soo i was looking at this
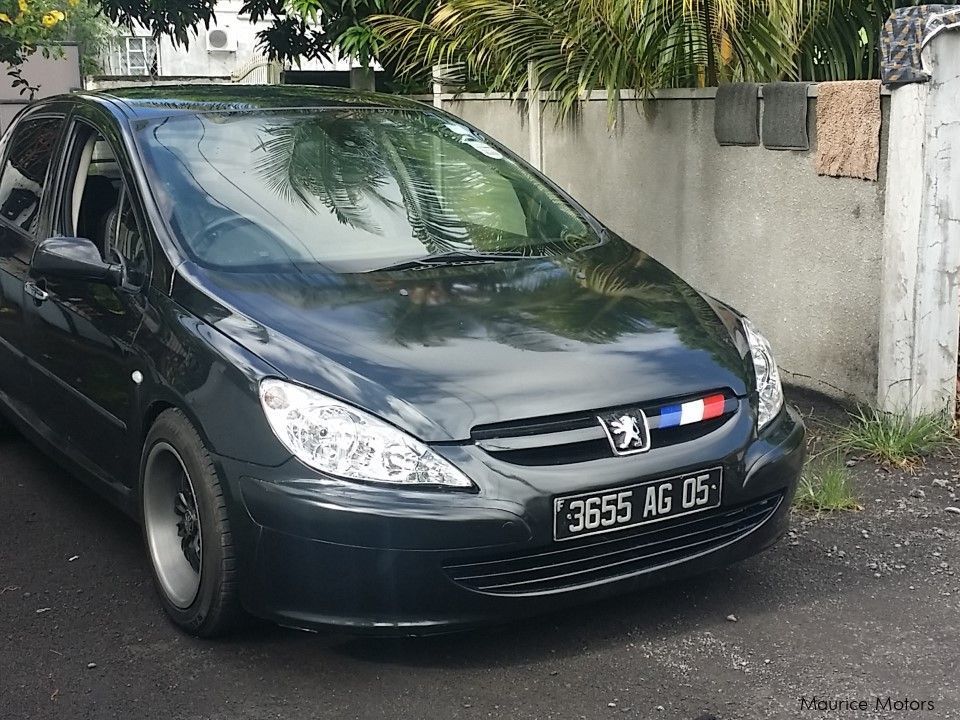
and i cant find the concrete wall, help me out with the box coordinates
[438,89,888,403]
[446,98,531,162]
[878,31,960,416]
[0,45,81,131]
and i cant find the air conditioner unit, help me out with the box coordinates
[206,27,237,53]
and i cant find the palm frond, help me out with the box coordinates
[371,0,898,122]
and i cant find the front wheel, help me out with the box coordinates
[140,409,244,636]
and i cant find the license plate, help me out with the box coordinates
[553,467,723,541]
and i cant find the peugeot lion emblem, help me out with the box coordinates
[598,409,651,456]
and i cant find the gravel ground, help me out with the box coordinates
[0,389,958,720]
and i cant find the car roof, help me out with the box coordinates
[64,84,430,121]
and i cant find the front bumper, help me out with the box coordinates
[219,403,805,633]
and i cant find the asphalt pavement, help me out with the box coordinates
[1,392,958,720]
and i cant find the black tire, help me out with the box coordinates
[140,408,244,637]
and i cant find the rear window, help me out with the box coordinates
[134,109,599,272]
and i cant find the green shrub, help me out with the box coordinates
[795,457,861,513]
[837,407,954,466]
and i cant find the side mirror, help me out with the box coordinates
[31,237,122,286]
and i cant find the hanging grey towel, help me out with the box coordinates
[714,83,760,146]
[761,81,811,150]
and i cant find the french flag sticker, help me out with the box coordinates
[659,394,726,428]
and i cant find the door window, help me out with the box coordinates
[0,116,63,236]
[106,187,148,286]
[69,129,149,286]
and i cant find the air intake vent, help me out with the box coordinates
[444,493,782,595]
[472,392,741,466]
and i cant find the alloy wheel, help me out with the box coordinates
[143,442,203,609]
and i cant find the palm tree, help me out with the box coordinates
[796,0,907,82]
[370,0,910,121]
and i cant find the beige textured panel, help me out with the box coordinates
[815,80,882,181]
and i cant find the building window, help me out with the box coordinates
[108,36,159,76]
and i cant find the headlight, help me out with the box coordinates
[258,379,473,489]
[741,317,784,430]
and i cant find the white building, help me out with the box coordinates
[102,0,350,80]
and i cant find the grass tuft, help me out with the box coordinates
[836,407,954,466]
[794,457,862,513]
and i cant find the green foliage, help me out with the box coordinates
[338,22,382,66]
[369,0,803,119]
[837,406,954,466]
[7,0,924,96]
[368,0,921,119]
[61,0,116,75]
[795,454,861,512]
[795,0,911,81]
[237,0,405,68]
[0,0,71,95]
[96,0,216,49]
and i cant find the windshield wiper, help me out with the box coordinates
[369,251,533,273]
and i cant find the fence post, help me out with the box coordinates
[527,61,544,171]
[431,64,464,109]
[350,66,375,91]
[877,30,960,417]
[432,65,443,109]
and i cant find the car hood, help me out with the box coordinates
[174,240,751,442]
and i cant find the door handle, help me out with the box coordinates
[24,280,50,303]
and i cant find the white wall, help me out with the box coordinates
[1,45,81,130]
[117,1,349,77]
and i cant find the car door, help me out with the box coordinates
[22,114,152,483]
[0,111,67,419]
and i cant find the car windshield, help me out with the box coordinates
[134,108,600,273]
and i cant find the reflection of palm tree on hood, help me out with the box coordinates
[380,249,724,349]
[206,240,738,366]
[242,115,737,358]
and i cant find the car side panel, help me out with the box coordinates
[131,287,291,473]
[21,111,156,482]
[0,251,30,414]
[0,100,287,512]
[0,110,68,416]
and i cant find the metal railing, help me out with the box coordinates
[231,59,282,85]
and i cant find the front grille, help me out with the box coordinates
[444,493,782,596]
[472,391,740,466]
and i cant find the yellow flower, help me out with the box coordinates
[0,12,11,23]
[17,0,27,14]
[41,10,62,26]
[67,0,77,5]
